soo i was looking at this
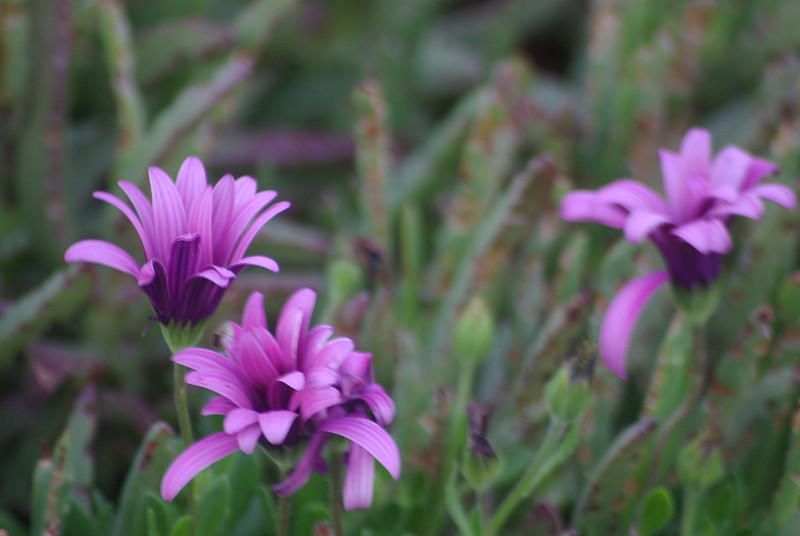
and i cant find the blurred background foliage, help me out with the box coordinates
[2,0,800,534]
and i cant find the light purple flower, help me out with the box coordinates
[160,289,400,510]
[561,128,796,377]
[65,157,289,326]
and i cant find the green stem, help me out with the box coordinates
[680,488,700,536]
[330,452,346,536]
[491,420,567,533]
[278,496,291,536]
[173,362,196,527]
[479,489,493,536]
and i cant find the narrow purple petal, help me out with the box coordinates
[679,128,711,180]
[253,327,291,373]
[175,157,207,210]
[710,146,751,190]
[230,255,280,273]
[93,191,153,259]
[211,174,236,265]
[300,386,342,420]
[303,326,334,362]
[118,181,156,254]
[258,410,298,444]
[187,185,214,264]
[227,191,279,251]
[671,219,732,255]
[341,351,372,379]
[242,292,267,330]
[305,338,354,371]
[359,384,396,426]
[278,371,306,390]
[235,331,280,387]
[318,417,401,479]
[623,210,672,244]
[748,183,797,210]
[149,166,187,260]
[273,433,328,497]
[560,191,627,228]
[596,180,669,213]
[192,265,235,288]
[306,367,339,388]
[233,176,259,207]
[201,396,236,416]
[185,369,254,409]
[223,407,259,434]
[236,424,262,455]
[229,201,291,263]
[742,157,779,190]
[64,240,141,277]
[277,288,316,363]
[161,433,239,501]
[342,443,375,510]
[659,150,684,216]
[173,348,237,374]
[167,235,201,314]
[138,259,169,321]
[706,195,764,220]
[599,271,670,379]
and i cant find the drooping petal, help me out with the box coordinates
[273,433,328,497]
[748,183,797,210]
[93,191,154,259]
[742,157,779,190]
[560,191,627,228]
[236,424,262,455]
[258,410,298,445]
[318,417,401,480]
[359,384,396,426]
[175,157,207,210]
[192,265,235,288]
[161,432,239,501]
[242,292,267,330]
[623,210,673,244]
[671,219,732,255]
[201,396,236,416]
[299,386,342,420]
[710,146,751,190]
[229,201,291,263]
[64,240,141,277]
[596,180,669,213]
[342,443,375,510]
[230,255,280,273]
[706,194,764,220]
[149,166,188,260]
[223,407,259,435]
[599,271,670,379]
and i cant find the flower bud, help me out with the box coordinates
[460,403,503,490]
[544,361,592,423]
[453,296,496,365]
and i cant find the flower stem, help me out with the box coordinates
[278,496,291,536]
[479,489,493,536]
[173,362,196,527]
[491,419,568,533]
[329,452,346,536]
[680,488,700,536]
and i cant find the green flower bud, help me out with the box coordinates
[677,434,725,490]
[461,403,503,490]
[544,365,592,423]
[161,320,207,353]
[453,296,496,364]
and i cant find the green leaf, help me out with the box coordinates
[196,477,230,536]
[168,516,193,536]
[637,487,674,536]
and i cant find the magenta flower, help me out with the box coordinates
[65,157,289,327]
[561,128,796,377]
[160,289,400,510]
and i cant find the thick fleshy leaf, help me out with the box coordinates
[242,292,267,330]
[623,210,672,244]
[93,191,153,259]
[599,271,670,379]
[342,443,375,510]
[318,417,401,479]
[671,219,731,255]
[64,239,141,277]
[258,410,298,444]
[161,433,239,501]
[273,433,327,497]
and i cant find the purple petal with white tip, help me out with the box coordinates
[599,271,670,379]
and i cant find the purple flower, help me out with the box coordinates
[65,157,289,326]
[561,128,796,377]
[160,289,400,510]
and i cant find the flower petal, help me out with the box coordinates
[161,432,239,501]
[149,166,187,260]
[749,183,797,210]
[277,288,316,363]
[671,219,732,255]
[230,255,280,273]
[258,410,298,445]
[187,185,214,264]
[211,174,236,264]
[623,210,672,244]
[359,384,395,426]
[710,146,751,190]
[306,338,354,371]
[706,194,764,220]
[176,157,207,209]
[679,128,712,180]
[185,369,254,409]
[224,407,259,435]
[342,443,375,510]
[242,292,267,330]
[229,201,291,263]
[236,424,262,455]
[173,348,238,374]
[596,179,670,213]
[201,396,236,416]
[93,191,153,259]
[599,271,670,379]
[561,191,627,228]
[300,386,342,420]
[119,181,156,253]
[64,240,141,277]
[742,157,779,190]
[318,416,401,480]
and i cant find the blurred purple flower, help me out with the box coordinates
[65,157,289,326]
[561,128,796,377]
[160,289,400,510]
